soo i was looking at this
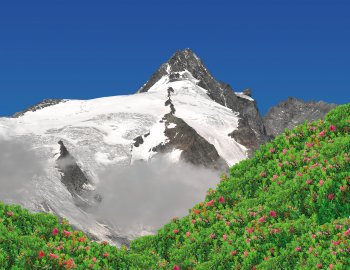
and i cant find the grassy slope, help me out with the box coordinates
[0,104,350,270]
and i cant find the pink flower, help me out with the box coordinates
[330,264,334,270]
[173,229,179,234]
[316,264,322,269]
[218,196,225,204]
[308,247,313,253]
[295,247,301,252]
[297,172,303,177]
[270,210,277,218]
[306,142,313,148]
[223,234,227,240]
[103,252,108,258]
[269,148,275,153]
[38,250,45,259]
[258,216,266,223]
[328,194,335,200]
[318,130,326,137]
[173,265,180,270]
[210,234,216,239]
[49,253,58,260]
[206,200,215,207]
[306,179,312,185]
[259,171,266,177]
[64,230,72,237]
[332,240,340,246]
[282,148,287,154]
[185,231,191,237]
[340,186,346,192]
[226,221,230,226]
[92,257,97,263]
[231,250,237,256]
[319,180,324,186]
[244,251,249,257]
[249,211,257,217]
[344,228,350,236]
[330,125,336,132]
[272,174,278,180]
[52,228,59,236]
[6,211,13,217]
[246,227,254,234]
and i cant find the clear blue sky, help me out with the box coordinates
[0,0,349,116]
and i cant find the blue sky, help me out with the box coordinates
[0,0,349,116]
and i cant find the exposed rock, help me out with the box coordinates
[263,97,337,137]
[56,140,91,197]
[13,99,65,118]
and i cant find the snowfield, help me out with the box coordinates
[0,70,249,245]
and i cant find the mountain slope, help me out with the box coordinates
[0,49,256,245]
[264,97,337,137]
[1,103,349,269]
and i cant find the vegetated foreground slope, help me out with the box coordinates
[0,104,350,269]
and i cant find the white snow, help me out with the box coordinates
[0,69,249,245]
[235,92,255,102]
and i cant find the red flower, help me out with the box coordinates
[318,130,326,137]
[64,230,72,237]
[327,194,335,200]
[319,180,324,186]
[78,236,86,243]
[6,211,13,217]
[344,228,350,236]
[231,250,237,256]
[332,240,340,246]
[64,258,75,269]
[174,265,180,270]
[38,250,45,259]
[173,229,179,234]
[258,216,266,223]
[246,227,254,234]
[269,148,275,153]
[218,196,225,203]
[244,251,249,257]
[295,247,301,252]
[92,257,97,263]
[206,200,215,207]
[49,253,58,260]
[329,125,336,131]
[103,252,108,258]
[330,264,334,270]
[52,228,59,236]
[316,264,322,269]
[306,179,312,185]
[270,210,277,218]
[340,186,346,192]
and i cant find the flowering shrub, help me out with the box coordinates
[1,104,349,269]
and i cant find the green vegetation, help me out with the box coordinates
[1,104,350,269]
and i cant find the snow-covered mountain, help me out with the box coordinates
[0,49,270,245]
[0,48,335,246]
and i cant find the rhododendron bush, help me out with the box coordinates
[0,103,349,269]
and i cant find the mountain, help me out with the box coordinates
[0,49,337,246]
[1,104,349,269]
[264,97,337,137]
[0,49,268,245]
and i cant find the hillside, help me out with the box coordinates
[1,103,349,269]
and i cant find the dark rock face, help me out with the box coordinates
[153,87,227,171]
[13,99,65,118]
[137,48,270,155]
[263,97,337,137]
[56,140,91,197]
